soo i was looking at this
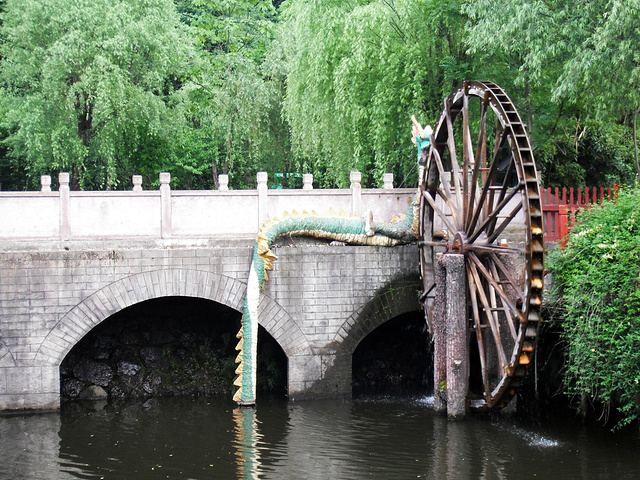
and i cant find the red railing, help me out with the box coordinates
[541,186,619,243]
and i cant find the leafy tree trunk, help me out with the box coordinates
[212,160,220,189]
[524,81,534,133]
[70,164,82,191]
[634,107,640,184]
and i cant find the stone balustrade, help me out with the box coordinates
[0,172,415,243]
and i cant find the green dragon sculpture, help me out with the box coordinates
[234,119,431,404]
[233,200,420,404]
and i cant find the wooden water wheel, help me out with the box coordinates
[418,81,544,410]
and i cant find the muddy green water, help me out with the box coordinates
[1,396,639,479]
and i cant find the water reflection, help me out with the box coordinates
[1,396,640,479]
[0,412,61,479]
[233,407,262,480]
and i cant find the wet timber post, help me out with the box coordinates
[433,254,447,414]
[434,253,469,418]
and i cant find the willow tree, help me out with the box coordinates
[175,0,280,189]
[554,0,640,183]
[464,0,638,187]
[0,0,197,189]
[280,0,468,188]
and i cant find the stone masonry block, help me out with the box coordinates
[212,276,228,303]
[288,355,322,386]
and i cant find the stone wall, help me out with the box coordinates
[0,239,421,410]
[266,243,421,400]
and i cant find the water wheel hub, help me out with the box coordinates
[451,231,467,254]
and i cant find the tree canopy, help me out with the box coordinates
[0,0,198,189]
[0,0,637,190]
[280,0,466,187]
[465,0,639,186]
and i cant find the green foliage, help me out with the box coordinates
[280,0,466,188]
[0,0,198,189]
[464,0,640,186]
[176,0,288,189]
[178,0,276,63]
[554,0,640,180]
[1,0,638,190]
[548,187,640,428]
[464,0,571,88]
[535,119,636,187]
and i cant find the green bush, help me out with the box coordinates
[548,186,640,429]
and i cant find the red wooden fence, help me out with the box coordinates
[541,186,618,243]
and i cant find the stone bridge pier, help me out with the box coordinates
[0,171,421,410]
[265,243,420,400]
[0,242,420,410]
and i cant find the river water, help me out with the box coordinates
[1,396,639,480]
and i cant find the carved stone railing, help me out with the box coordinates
[0,172,415,242]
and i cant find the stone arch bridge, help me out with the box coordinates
[0,172,420,410]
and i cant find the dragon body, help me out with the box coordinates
[233,199,420,404]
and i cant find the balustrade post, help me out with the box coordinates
[132,175,143,192]
[41,175,51,192]
[303,173,313,190]
[350,171,362,217]
[159,172,172,239]
[218,174,229,191]
[257,172,268,227]
[383,173,394,189]
[59,172,71,241]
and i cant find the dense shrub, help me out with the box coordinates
[548,186,640,429]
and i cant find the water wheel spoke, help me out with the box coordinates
[436,187,464,230]
[468,252,522,334]
[429,148,463,228]
[492,120,507,167]
[485,201,523,245]
[466,96,488,229]
[429,144,452,192]
[497,155,516,203]
[489,259,518,341]
[464,244,525,255]
[486,157,517,236]
[475,96,489,171]
[420,280,436,335]
[445,98,464,222]
[465,129,508,237]
[419,281,436,303]
[488,251,526,304]
[462,93,475,226]
[468,259,509,373]
[468,184,524,244]
[467,266,490,398]
[421,187,458,237]
[482,124,508,222]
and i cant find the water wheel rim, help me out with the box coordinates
[419,80,544,410]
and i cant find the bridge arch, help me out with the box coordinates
[335,274,422,356]
[258,294,313,357]
[35,268,310,367]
